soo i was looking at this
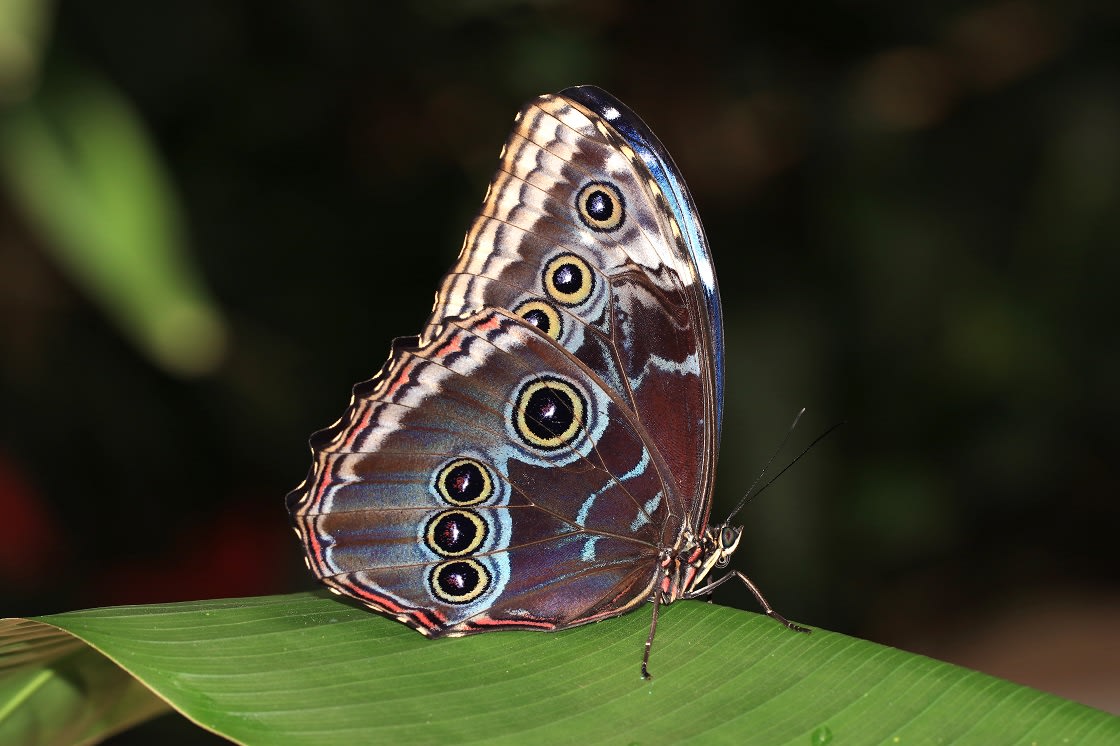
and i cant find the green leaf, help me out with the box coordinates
[1,593,1117,744]
[0,619,169,745]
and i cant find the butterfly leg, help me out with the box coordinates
[641,592,664,680]
[688,571,811,634]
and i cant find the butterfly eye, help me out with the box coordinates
[511,376,586,450]
[424,510,488,557]
[542,253,594,306]
[434,458,493,506]
[429,559,490,604]
[514,299,562,340]
[576,181,625,232]
[720,525,742,549]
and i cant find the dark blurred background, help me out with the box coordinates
[1,0,1117,738]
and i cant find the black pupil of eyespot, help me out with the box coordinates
[526,386,574,439]
[523,309,550,331]
[439,561,478,592]
[552,263,582,294]
[586,190,613,221]
[446,463,483,500]
[434,514,478,553]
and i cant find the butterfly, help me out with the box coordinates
[286,85,809,678]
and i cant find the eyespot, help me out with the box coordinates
[425,510,488,557]
[430,559,490,604]
[542,253,594,307]
[511,376,586,450]
[514,299,562,340]
[433,458,493,506]
[576,181,625,232]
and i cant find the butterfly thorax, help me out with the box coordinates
[657,522,744,603]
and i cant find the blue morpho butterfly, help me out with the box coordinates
[286,85,809,678]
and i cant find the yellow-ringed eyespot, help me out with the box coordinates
[576,181,625,232]
[429,559,490,604]
[512,376,586,450]
[542,253,594,306]
[433,458,493,506]
[514,299,562,340]
[424,509,488,557]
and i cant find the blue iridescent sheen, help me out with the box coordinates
[561,85,725,435]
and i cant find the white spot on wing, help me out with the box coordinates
[630,493,662,531]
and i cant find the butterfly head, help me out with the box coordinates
[712,523,743,568]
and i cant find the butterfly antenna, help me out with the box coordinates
[723,408,805,519]
[724,412,844,522]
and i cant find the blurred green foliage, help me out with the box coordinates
[0,67,228,377]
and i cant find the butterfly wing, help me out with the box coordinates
[428,87,723,526]
[289,309,678,634]
[287,86,723,635]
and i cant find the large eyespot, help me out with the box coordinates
[434,458,493,507]
[425,510,488,557]
[514,299,562,340]
[543,253,594,307]
[576,181,625,232]
[430,559,490,604]
[512,376,586,450]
